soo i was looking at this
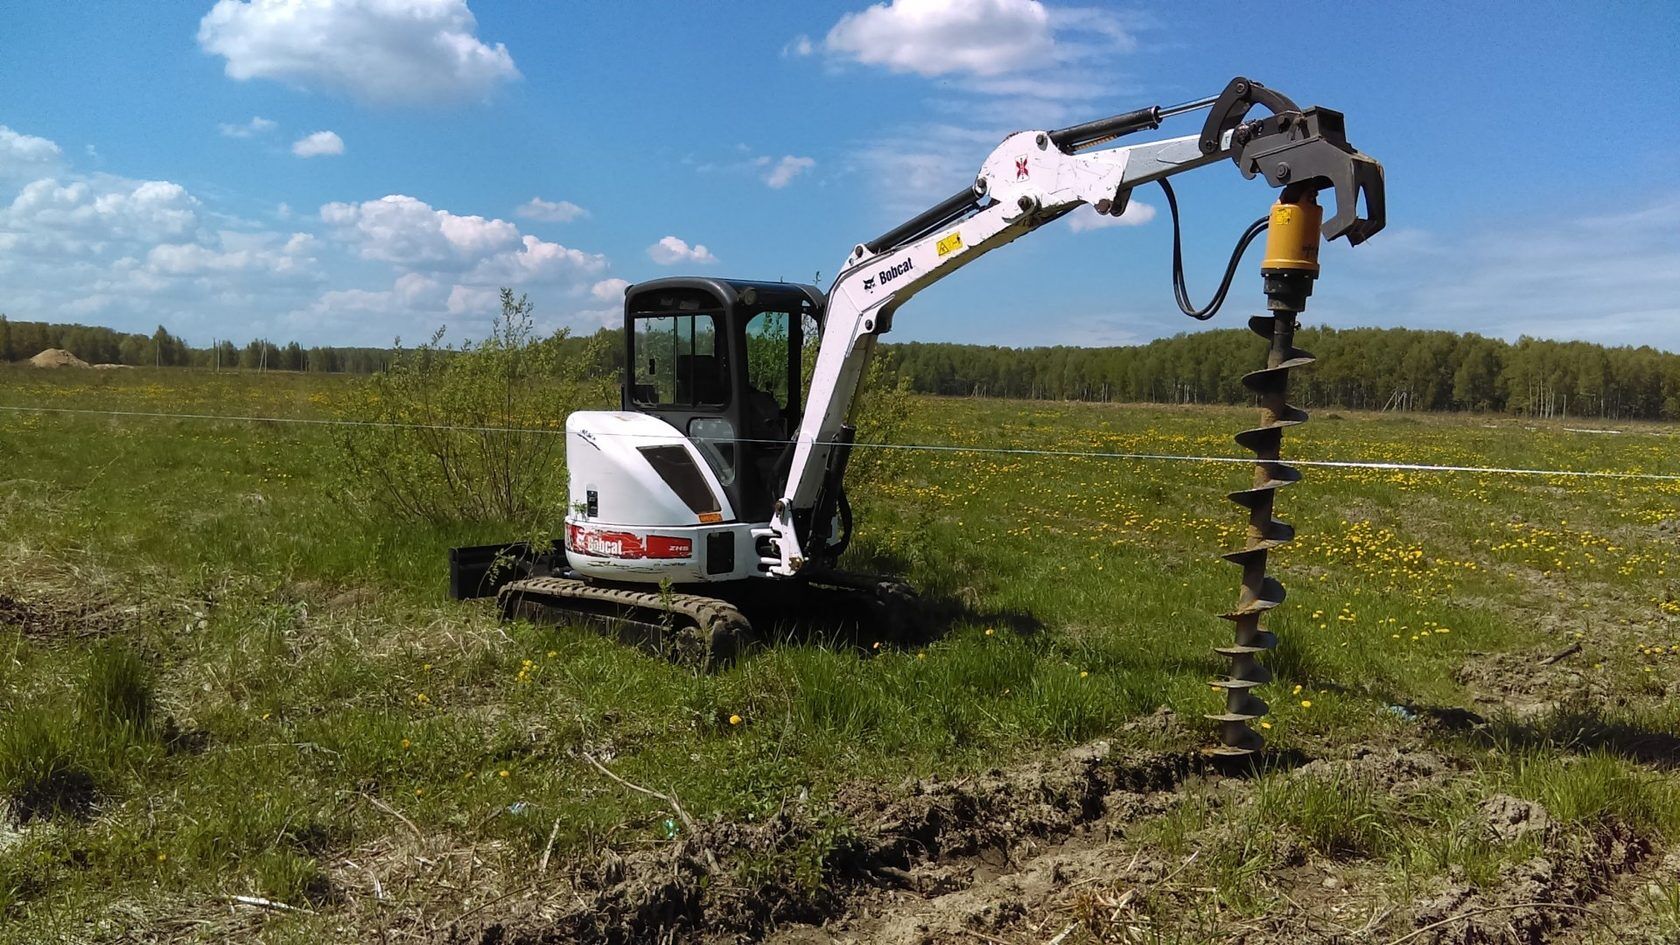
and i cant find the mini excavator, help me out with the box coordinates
[450,77,1385,755]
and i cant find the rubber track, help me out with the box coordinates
[498,576,751,670]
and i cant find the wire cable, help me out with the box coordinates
[3,403,1677,482]
[1158,178,1270,321]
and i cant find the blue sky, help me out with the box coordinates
[1,1,1676,349]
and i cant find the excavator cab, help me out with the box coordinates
[623,277,824,522]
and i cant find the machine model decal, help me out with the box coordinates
[1015,156,1029,179]
[936,231,963,257]
[877,257,914,286]
[567,524,693,560]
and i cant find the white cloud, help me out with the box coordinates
[291,130,345,158]
[826,0,1077,77]
[321,194,520,266]
[515,197,588,222]
[446,283,499,316]
[144,231,314,276]
[0,150,327,340]
[197,0,519,105]
[648,235,717,265]
[1066,200,1155,232]
[819,1,1140,133]
[591,277,629,301]
[763,155,815,189]
[7,177,201,250]
[0,125,63,179]
[219,116,277,138]
[465,234,607,284]
[782,34,814,58]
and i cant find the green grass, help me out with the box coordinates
[3,366,1680,941]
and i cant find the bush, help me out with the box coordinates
[332,290,612,525]
[845,358,915,497]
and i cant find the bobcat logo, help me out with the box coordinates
[863,276,876,291]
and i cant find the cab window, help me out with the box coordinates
[632,314,726,407]
[744,311,794,410]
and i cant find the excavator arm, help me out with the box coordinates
[764,77,1385,577]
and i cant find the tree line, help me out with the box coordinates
[9,313,1680,421]
[873,326,1680,420]
[0,317,396,374]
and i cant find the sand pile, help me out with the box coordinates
[28,348,90,369]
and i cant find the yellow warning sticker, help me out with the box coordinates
[936,231,963,257]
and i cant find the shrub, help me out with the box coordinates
[332,290,612,524]
[845,358,915,497]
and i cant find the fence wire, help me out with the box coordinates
[3,402,1678,482]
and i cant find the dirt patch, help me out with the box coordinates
[1480,794,1552,843]
[0,591,129,642]
[27,348,90,369]
[1453,649,1606,717]
[1407,820,1651,944]
[1297,745,1465,793]
[445,741,1201,945]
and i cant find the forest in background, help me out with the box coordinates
[6,314,1680,421]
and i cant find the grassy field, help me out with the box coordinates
[2,366,1679,944]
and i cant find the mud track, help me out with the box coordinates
[444,725,1673,945]
[446,737,1202,945]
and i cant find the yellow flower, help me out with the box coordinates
[1291,684,1303,695]
[1079,671,1089,678]
[729,714,743,726]
[498,769,510,779]
[1300,700,1313,708]
[984,627,995,636]
[156,852,168,862]
[400,738,412,749]
[547,650,557,658]
[1260,721,1272,730]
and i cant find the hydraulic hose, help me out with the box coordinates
[1158,178,1270,321]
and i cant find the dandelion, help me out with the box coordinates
[401,738,412,749]
[1079,671,1089,678]
[1300,700,1313,708]
[156,852,168,862]
[547,650,557,658]
[985,627,995,636]
[1260,721,1272,730]
[1291,684,1303,695]
[498,769,510,779]
[729,714,743,726]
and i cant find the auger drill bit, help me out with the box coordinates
[1210,190,1323,756]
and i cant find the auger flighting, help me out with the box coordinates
[1213,191,1325,755]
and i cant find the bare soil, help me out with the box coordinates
[26,348,90,369]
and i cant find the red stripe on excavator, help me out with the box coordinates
[567,524,693,560]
